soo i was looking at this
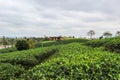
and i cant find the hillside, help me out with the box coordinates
[0,38,120,80]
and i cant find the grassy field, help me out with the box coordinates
[0,38,120,80]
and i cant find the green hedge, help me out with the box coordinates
[0,63,25,80]
[0,47,17,54]
[86,37,120,53]
[21,43,120,80]
[0,46,57,69]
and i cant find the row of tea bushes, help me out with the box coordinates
[21,43,120,80]
[0,46,58,79]
[35,38,88,48]
[0,47,17,54]
[0,46,58,69]
[0,63,25,80]
[86,37,120,53]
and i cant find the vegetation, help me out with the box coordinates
[86,36,120,53]
[1,36,9,48]
[87,30,95,39]
[35,38,88,48]
[0,47,17,54]
[28,39,35,49]
[116,31,120,36]
[103,31,112,38]
[0,38,119,79]
[15,39,30,50]
[0,63,25,80]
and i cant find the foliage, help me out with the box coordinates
[0,36,9,48]
[21,43,120,80]
[0,46,57,69]
[0,47,17,54]
[86,37,120,53]
[0,63,25,80]
[9,38,15,47]
[28,39,35,49]
[87,30,95,39]
[15,39,29,50]
[35,38,88,48]
[116,31,120,36]
[86,39,107,47]
[103,31,112,38]
[104,39,120,52]
[0,40,119,79]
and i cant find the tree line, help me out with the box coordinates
[87,30,120,39]
[0,36,49,48]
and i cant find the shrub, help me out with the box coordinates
[15,39,29,50]
[28,39,35,49]
[0,47,17,54]
[104,39,120,52]
[21,44,120,80]
[86,37,120,53]
[0,63,25,80]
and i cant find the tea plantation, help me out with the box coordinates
[0,38,120,80]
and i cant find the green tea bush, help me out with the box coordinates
[0,47,17,54]
[0,46,58,79]
[86,37,120,53]
[23,58,120,80]
[105,39,120,52]
[0,46,57,69]
[0,63,25,80]
[35,38,88,48]
[86,39,106,47]
[21,43,120,80]
[0,42,120,79]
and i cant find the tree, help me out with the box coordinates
[8,38,15,47]
[87,30,95,39]
[103,31,112,38]
[1,36,9,48]
[28,39,35,49]
[99,36,103,39]
[116,31,120,36]
[15,39,29,50]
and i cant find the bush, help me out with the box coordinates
[28,39,35,49]
[104,39,120,52]
[0,63,25,80]
[86,37,120,53]
[15,39,29,50]
[0,47,17,54]
[23,58,120,80]
[86,39,107,47]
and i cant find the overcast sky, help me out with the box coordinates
[0,0,120,38]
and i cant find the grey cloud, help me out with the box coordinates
[0,0,120,37]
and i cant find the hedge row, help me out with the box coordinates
[21,43,120,80]
[86,37,120,53]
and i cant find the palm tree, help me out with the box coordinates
[116,31,120,36]
[87,30,95,39]
[103,31,112,38]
